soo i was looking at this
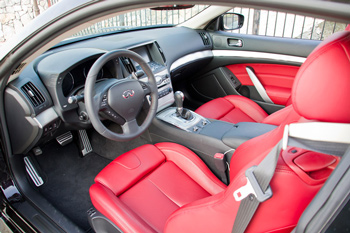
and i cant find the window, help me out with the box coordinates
[73,5,209,38]
[228,8,347,40]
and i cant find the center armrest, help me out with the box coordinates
[222,122,277,148]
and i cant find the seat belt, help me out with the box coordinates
[231,139,281,233]
[231,122,350,233]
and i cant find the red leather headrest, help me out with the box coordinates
[292,31,350,123]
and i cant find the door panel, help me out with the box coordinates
[187,32,320,113]
[226,63,299,105]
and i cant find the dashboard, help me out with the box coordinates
[4,26,213,155]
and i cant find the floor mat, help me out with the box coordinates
[35,141,111,231]
[90,125,150,160]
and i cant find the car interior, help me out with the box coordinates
[1,2,350,233]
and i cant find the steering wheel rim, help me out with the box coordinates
[84,49,158,141]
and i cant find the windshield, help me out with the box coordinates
[72,5,209,38]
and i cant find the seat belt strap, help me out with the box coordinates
[231,122,350,233]
[231,140,282,233]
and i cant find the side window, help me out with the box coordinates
[227,8,347,40]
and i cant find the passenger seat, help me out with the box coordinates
[195,94,293,125]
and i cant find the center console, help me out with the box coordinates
[150,91,277,183]
[156,91,210,133]
[157,107,210,133]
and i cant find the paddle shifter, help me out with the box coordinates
[174,91,193,120]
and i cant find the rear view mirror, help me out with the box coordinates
[221,13,244,30]
[151,5,194,10]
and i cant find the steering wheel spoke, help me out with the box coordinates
[121,119,141,135]
[99,92,109,111]
[100,107,126,125]
[139,81,152,96]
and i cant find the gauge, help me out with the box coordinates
[62,72,74,97]
[83,66,104,79]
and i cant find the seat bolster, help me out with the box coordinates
[90,183,156,233]
[195,97,234,120]
[285,95,292,106]
[262,105,301,126]
[223,95,268,122]
[94,144,165,196]
[155,142,226,195]
[262,105,294,125]
[164,191,235,233]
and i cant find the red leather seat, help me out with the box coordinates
[90,143,226,232]
[195,94,292,125]
[90,31,350,232]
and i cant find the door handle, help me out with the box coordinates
[228,38,243,47]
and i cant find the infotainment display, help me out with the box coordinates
[132,46,151,63]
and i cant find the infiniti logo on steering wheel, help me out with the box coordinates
[122,90,135,99]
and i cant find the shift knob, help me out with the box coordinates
[174,91,193,120]
[174,91,184,111]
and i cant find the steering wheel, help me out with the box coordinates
[84,49,158,141]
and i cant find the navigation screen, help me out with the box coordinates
[132,46,151,63]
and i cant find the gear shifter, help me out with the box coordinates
[174,91,184,115]
[174,91,193,120]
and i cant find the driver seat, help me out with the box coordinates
[89,31,350,232]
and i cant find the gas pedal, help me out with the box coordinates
[78,130,93,156]
[56,131,73,146]
[24,157,44,187]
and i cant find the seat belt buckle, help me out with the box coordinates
[233,166,273,202]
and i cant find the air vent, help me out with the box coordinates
[121,57,136,74]
[21,82,45,107]
[198,32,211,46]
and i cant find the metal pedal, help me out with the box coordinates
[56,131,73,146]
[78,130,93,156]
[24,157,44,187]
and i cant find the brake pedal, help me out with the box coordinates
[56,131,73,146]
[78,130,93,156]
[24,156,44,187]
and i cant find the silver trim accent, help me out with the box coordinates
[212,50,306,64]
[246,67,274,104]
[24,157,44,187]
[170,50,213,71]
[79,130,92,156]
[33,107,59,128]
[157,107,210,133]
